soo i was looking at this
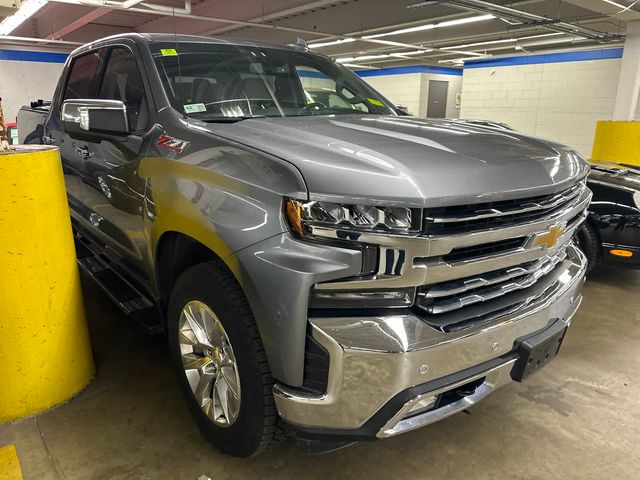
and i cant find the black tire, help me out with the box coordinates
[167,261,285,457]
[575,221,600,274]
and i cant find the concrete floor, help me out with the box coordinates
[2,265,640,480]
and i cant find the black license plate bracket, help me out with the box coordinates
[511,320,567,382]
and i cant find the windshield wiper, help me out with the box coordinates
[201,115,267,123]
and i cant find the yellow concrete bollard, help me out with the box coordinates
[0,145,94,422]
[591,120,640,166]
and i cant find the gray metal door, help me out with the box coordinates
[427,80,448,118]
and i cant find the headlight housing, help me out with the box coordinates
[284,198,420,237]
[284,199,421,310]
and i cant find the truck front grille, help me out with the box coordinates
[423,182,585,235]
[416,246,570,331]
[310,178,590,332]
[442,237,527,262]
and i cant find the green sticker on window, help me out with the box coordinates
[161,48,178,56]
[368,98,384,106]
[184,103,206,114]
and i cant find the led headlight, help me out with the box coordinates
[285,198,418,236]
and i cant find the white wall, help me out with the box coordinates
[0,48,66,123]
[362,71,462,118]
[363,73,423,116]
[459,52,622,157]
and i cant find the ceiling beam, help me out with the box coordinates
[437,0,622,40]
[47,0,336,39]
[0,34,81,47]
[49,7,110,39]
[200,0,352,36]
[563,0,640,21]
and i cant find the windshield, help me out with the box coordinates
[151,42,396,120]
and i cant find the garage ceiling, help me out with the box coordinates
[0,0,636,67]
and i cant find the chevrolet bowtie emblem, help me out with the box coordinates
[534,225,566,249]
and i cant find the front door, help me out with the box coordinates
[58,44,154,284]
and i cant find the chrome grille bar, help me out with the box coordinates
[417,246,569,314]
[420,252,576,331]
[421,247,569,300]
[424,181,585,225]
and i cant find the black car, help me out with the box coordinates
[577,162,640,272]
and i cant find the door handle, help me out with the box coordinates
[75,146,94,158]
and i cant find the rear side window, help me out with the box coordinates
[63,51,103,100]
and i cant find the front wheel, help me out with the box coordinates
[574,220,600,274]
[167,262,285,456]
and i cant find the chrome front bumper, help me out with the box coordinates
[273,244,586,438]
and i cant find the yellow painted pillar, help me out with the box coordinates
[0,146,94,422]
[591,121,640,166]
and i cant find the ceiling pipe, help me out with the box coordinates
[137,0,191,15]
[0,34,81,46]
[120,0,146,8]
[48,0,335,38]
[436,0,622,41]
[202,0,351,36]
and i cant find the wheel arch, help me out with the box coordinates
[154,230,227,303]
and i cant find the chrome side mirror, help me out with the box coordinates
[395,104,410,115]
[62,99,129,137]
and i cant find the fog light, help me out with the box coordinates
[309,287,415,308]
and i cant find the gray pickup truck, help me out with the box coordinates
[19,33,591,456]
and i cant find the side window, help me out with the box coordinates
[63,51,103,100]
[98,47,149,132]
[295,66,367,112]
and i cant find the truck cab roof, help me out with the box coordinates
[70,32,318,58]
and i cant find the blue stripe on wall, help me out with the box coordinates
[298,70,329,79]
[0,49,68,63]
[356,64,462,77]
[465,47,623,69]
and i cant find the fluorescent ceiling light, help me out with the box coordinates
[367,39,425,49]
[441,38,516,50]
[309,38,356,49]
[342,63,376,69]
[439,55,492,65]
[337,54,389,62]
[363,14,494,39]
[336,49,430,63]
[441,33,563,50]
[601,0,627,9]
[0,0,48,35]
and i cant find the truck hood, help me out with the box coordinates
[211,115,589,208]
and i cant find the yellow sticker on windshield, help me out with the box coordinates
[160,48,178,56]
[368,98,384,106]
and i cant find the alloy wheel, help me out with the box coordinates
[178,300,241,427]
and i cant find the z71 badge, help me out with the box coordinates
[156,134,190,154]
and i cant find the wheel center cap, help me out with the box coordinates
[204,347,223,365]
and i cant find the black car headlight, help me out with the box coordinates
[284,198,420,236]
